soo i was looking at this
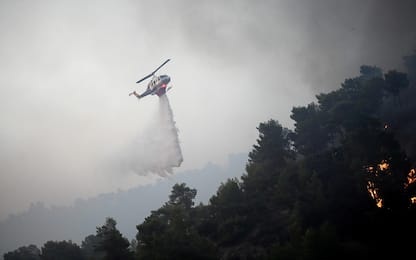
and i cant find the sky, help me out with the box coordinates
[0,0,415,221]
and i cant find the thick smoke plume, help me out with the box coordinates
[116,95,183,177]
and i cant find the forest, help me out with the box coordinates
[4,51,416,260]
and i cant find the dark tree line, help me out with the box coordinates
[4,218,133,260]
[5,52,416,259]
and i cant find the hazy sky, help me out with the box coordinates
[0,0,415,220]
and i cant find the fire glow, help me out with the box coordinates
[366,159,416,208]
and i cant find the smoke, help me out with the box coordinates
[381,56,416,163]
[115,95,183,177]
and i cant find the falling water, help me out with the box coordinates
[156,94,184,172]
[116,95,183,177]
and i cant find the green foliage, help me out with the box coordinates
[95,217,133,260]
[6,53,416,260]
[291,103,327,155]
[247,119,294,166]
[40,240,84,260]
[359,65,383,80]
[136,183,217,260]
[404,50,416,87]
[81,234,105,260]
[384,70,409,96]
[132,59,415,259]
[168,183,197,209]
[207,179,247,246]
[4,245,41,260]
[243,119,294,198]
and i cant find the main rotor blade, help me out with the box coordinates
[135,59,170,84]
[136,73,153,84]
[151,59,170,75]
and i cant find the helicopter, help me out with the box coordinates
[129,59,172,99]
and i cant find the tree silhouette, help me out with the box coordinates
[81,234,105,260]
[136,183,217,260]
[40,240,84,260]
[95,217,133,260]
[4,245,40,260]
[5,52,416,260]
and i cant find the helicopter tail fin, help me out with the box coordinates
[129,91,141,99]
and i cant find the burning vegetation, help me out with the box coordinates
[5,52,416,260]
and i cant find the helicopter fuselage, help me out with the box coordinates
[130,59,172,99]
[147,74,171,97]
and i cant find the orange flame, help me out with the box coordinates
[405,169,416,189]
[378,160,389,171]
[367,181,383,208]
